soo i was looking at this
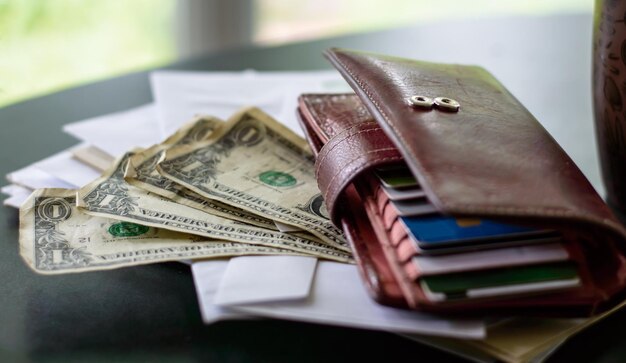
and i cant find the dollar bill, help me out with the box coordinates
[77,153,353,263]
[20,189,304,274]
[125,116,278,231]
[157,107,349,252]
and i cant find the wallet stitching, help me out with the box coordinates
[324,150,399,215]
[330,53,626,225]
[315,123,381,180]
[315,122,380,177]
[324,151,399,205]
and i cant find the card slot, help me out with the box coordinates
[358,179,424,307]
[326,121,620,312]
[381,184,427,201]
[359,172,606,313]
[366,157,619,311]
[389,221,408,247]
[404,260,420,281]
[375,186,391,215]
[382,201,399,230]
[370,175,397,231]
[340,185,408,307]
[395,237,419,263]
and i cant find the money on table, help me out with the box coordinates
[17,110,355,275]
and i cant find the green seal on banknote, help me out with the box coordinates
[108,222,149,237]
[258,171,296,187]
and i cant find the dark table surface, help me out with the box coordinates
[2,13,626,363]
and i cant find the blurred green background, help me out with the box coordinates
[0,0,591,108]
[0,0,176,107]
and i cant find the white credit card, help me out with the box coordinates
[413,243,570,276]
[214,256,317,306]
[381,184,426,201]
[191,259,252,323]
[390,199,438,216]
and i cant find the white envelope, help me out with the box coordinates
[1,184,31,196]
[2,184,33,208]
[3,193,31,208]
[193,259,486,339]
[191,260,251,323]
[6,142,111,192]
[150,70,351,137]
[63,104,162,157]
[214,256,317,306]
[7,165,77,190]
[33,144,101,187]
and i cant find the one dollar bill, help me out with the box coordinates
[77,152,353,263]
[20,189,304,274]
[157,107,349,252]
[125,116,278,230]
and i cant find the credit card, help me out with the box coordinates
[381,184,427,201]
[390,198,438,217]
[412,243,570,276]
[375,166,418,189]
[420,263,580,302]
[401,216,556,249]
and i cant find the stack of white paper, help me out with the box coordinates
[151,70,350,137]
[197,259,486,339]
[63,104,160,158]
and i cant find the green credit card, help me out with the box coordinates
[375,166,418,188]
[421,262,578,294]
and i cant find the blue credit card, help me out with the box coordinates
[401,216,554,249]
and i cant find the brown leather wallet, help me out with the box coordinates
[296,48,626,316]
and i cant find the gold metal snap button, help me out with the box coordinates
[408,95,434,109]
[433,97,460,112]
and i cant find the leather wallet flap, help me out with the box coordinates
[324,48,626,241]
